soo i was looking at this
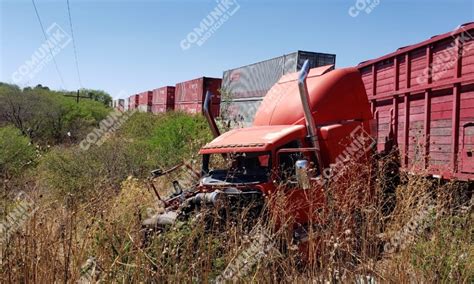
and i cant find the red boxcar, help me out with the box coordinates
[358,22,474,181]
[175,77,222,116]
[152,86,175,114]
[128,95,139,110]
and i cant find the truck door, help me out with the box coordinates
[461,123,474,174]
[276,143,324,225]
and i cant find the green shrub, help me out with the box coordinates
[38,137,157,202]
[0,126,36,177]
[119,112,161,140]
[37,111,212,203]
[410,215,474,282]
[119,111,212,168]
[147,112,212,167]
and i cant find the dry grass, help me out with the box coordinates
[1,155,473,283]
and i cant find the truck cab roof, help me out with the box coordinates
[199,125,306,154]
[253,66,372,127]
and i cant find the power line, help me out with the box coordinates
[66,0,83,88]
[31,0,66,89]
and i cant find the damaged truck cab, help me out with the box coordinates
[146,61,375,232]
[198,62,375,225]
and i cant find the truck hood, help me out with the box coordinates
[199,125,306,154]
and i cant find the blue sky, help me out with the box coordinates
[1,0,473,98]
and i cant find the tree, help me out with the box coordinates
[78,89,112,107]
[0,84,48,138]
[0,83,110,144]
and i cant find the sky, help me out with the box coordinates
[1,0,473,99]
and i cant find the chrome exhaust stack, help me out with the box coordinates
[298,60,322,173]
[203,91,221,138]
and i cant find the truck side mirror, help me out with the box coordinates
[172,181,183,196]
[295,160,311,190]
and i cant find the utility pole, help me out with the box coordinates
[64,89,93,103]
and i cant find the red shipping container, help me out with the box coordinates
[151,104,170,114]
[138,91,153,106]
[175,102,220,117]
[137,104,151,113]
[128,95,139,110]
[357,22,474,181]
[175,77,222,103]
[152,86,175,107]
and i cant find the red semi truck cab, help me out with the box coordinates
[196,64,375,224]
[144,62,379,241]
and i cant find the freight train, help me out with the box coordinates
[141,24,474,257]
[115,23,474,182]
[113,51,336,118]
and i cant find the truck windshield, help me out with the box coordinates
[202,152,271,184]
